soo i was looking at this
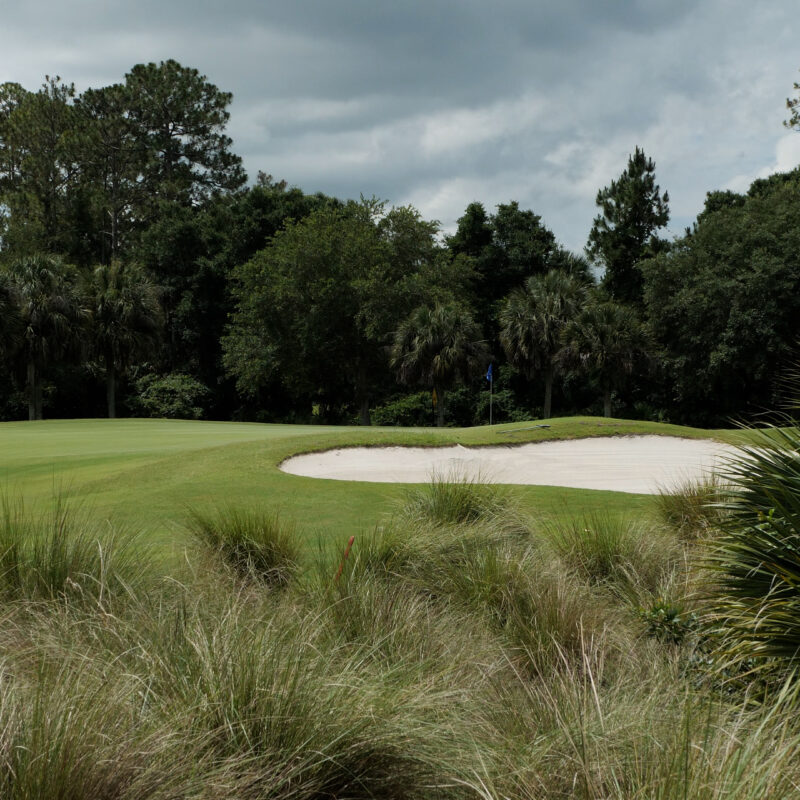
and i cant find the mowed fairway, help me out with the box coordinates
[0,417,741,567]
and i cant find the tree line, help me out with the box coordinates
[2,60,799,426]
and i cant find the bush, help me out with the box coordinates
[371,384,532,428]
[445,381,533,427]
[542,515,674,591]
[134,372,210,419]
[370,391,434,426]
[638,597,699,645]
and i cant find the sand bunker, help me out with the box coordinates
[281,435,739,494]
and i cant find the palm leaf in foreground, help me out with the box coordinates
[704,423,800,676]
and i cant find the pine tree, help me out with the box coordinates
[586,147,669,305]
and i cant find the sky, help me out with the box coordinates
[2,0,799,252]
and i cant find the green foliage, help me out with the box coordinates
[500,268,587,417]
[370,391,433,426]
[486,200,559,295]
[224,199,466,424]
[447,200,573,347]
[643,169,800,423]
[560,297,651,417]
[186,506,300,587]
[2,253,86,419]
[587,146,670,304]
[84,260,162,417]
[399,470,511,526]
[449,379,533,426]
[0,496,146,603]
[0,268,20,356]
[656,475,729,541]
[343,516,616,679]
[123,59,245,209]
[639,597,698,644]
[0,77,81,257]
[391,302,489,426]
[543,515,673,591]
[134,372,209,419]
[704,424,800,678]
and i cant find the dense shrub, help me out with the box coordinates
[134,372,210,419]
[371,391,434,426]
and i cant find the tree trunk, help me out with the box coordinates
[356,363,370,426]
[435,385,445,427]
[543,367,554,419]
[603,385,612,418]
[27,360,36,421]
[35,377,43,420]
[106,365,116,419]
[358,397,370,426]
[110,168,119,259]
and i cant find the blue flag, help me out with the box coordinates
[486,363,492,382]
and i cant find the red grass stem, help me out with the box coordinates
[334,535,355,584]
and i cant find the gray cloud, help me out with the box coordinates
[1,0,798,250]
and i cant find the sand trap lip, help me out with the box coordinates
[280,435,739,494]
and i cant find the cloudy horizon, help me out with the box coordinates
[2,0,799,252]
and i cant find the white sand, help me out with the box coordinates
[280,435,738,494]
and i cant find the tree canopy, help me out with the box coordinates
[643,169,800,423]
[391,302,489,427]
[500,270,587,418]
[586,147,669,305]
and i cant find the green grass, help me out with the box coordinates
[0,416,740,569]
[0,420,798,799]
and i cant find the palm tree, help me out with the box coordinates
[500,270,586,418]
[5,254,85,420]
[560,299,650,417]
[391,303,488,427]
[85,261,161,418]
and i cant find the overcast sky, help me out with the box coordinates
[2,0,799,251]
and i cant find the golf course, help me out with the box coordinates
[3,12,800,794]
[0,416,740,565]
[0,416,799,798]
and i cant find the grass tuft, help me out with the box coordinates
[542,514,674,592]
[0,495,148,605]
[186,505,301,587]
[656,474,729,541]
[398,468,514,527]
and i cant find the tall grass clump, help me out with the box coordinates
[703,424,800,680]
[334,517,619,679]
[398,468,522,528]
[0,495,147,604]
[0,627,196,799]
[542,515,676,592]
[656,474,729,541]
[481,649,800,799]
[187,505,301,587]
[153,590,486,799]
